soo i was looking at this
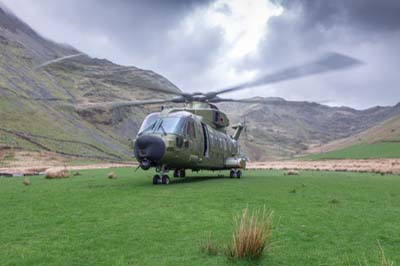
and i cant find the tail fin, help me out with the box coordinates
[232,123,244,140]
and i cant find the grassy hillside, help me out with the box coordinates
[304,115,400,160]
[221,101,400,160]
[305,142,400,160]
[2,6,400,162]
[0,8,179,161]
[1,169,399,265]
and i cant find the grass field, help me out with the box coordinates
[1,169,399,266]
[304,142,400,160]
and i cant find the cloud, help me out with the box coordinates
[1,0,400,108]
[234,0,400,108]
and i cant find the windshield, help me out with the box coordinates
[138,115,186,135]
[154,117,185,135]
[138,113,160,135]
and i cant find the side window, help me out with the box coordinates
[213,111,220,123]
[185,120,196,139]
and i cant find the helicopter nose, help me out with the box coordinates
[134,135,165,166]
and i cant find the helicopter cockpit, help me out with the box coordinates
[138,112,189,136]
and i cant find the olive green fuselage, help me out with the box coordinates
[134,102,245,171]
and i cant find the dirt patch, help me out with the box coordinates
[247,159,400,174]
[2,149,400,175]
[0,149,135,175]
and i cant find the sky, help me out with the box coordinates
[2,0,400,109]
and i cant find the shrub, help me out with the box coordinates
[45,169,70,179]
[228,207,273,261]
[286,170,299,175]
[107,172,117,179]
[22,177,31,186]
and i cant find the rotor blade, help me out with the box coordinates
[75,99,177,110]
[35,53,86,70]
[136,85,188,97]
[211,97,333,106]
[209,98,268,103]
[208,52,363,97]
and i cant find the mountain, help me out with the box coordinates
[301,115,400,159]
[0,4,179,161]
[220,100,400,160]
[1,4,400,163]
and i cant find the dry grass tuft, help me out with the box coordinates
[45,169,70,179]
[199,232,219,256]
[348,242,395,266]
[107,172,117,179]
[22,177,31,186]
[228,207,273,261]
[329,198,339,204]
[378,242,394,266]
[286,170,299,176]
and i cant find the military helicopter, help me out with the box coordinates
[39,52,361,184]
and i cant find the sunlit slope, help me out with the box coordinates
[304,115,400,159]
[221,100,400,160]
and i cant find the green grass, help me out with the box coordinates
[304,142,400,160]
[1,169,399,266]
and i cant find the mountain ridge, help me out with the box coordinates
[1,4,400,162]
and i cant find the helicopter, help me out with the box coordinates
[38,52,362,184]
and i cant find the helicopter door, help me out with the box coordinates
[201,123,209,158]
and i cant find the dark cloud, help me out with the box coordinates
[277,0,400,32]
[1,0,221,90]
[235,0,400,108]
[2,0,400,108]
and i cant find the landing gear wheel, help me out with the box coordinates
[236,170,242,179]
[162,175,170,185]
[152,175,161,185]
[230,170,235,178]
[173,169,186,178]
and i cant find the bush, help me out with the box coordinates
[22,177,31,186]
[286,170,299,175]
[45,169,70,179]
[107,172,117,179]
[228,207,273,261]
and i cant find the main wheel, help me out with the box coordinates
[162,175,170,185]
[230,170,235,178]
[237,170,242,179]
[173,170,179,178]
[152,175,161,185]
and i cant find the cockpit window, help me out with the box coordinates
[138,113,160,135]
[154,117,185,135]
[138,115,186,136]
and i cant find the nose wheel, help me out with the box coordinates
[152,165,171,185]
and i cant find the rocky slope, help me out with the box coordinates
[1,4,399,162]
[0,4,178,161]
[305,115,400,155]
[220,99,400,160]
